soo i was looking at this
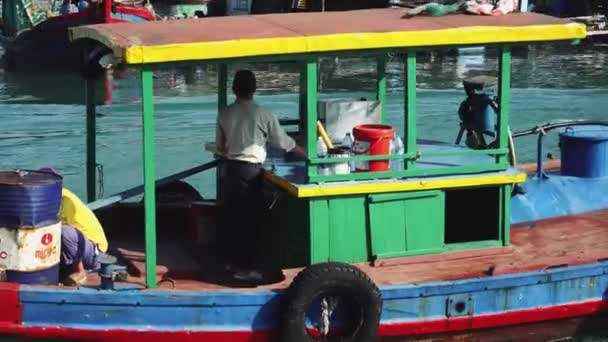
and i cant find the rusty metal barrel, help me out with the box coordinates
[0,170,63,284]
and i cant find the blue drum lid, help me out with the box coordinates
[0,170,63,228]
[559,125,608,142]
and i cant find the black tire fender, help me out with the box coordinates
[281,262,382,342]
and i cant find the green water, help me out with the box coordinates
[2,43,608,200]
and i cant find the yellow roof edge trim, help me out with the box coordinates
[123,23,586,64]
[264,172,527,198]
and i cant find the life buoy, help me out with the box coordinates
[281,262,382,342]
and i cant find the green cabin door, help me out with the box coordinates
[368,190,445,259]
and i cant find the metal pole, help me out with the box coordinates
[376,56,387,123]
[498,46,511,167]
[299,62,307,134]
[536,133,547,180]
[218,64,228,111]
[404,52,417,170]
[306,60,318,182]
[86,78,97,203]
[217,64,227,205]
[141,68,157,289]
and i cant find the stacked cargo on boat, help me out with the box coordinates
[0,170,63,284]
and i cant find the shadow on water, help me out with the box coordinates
[571,288,608,341]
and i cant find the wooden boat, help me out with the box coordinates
[0,0,155,71]
[2,7,605,342]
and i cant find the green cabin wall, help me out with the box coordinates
[270,183,511,268]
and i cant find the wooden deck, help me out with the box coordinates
[89,208,608,292]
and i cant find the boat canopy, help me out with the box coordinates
[72,8,586,289]
[69,9,586,65]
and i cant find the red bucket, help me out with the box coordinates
[352,124,395,172]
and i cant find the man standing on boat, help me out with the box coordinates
[215,70,305,282]
[40,168,108,286]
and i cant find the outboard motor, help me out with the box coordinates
[455,75,498,149]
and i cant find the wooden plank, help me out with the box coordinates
[372,246,513,267]
[84,208,608,292]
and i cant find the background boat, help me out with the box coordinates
[0,0,156,72]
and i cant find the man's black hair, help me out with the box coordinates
[232,69,257,98]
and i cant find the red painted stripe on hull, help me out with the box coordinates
[0,299,605,341]
[0,283,21,325]
[379,299,608,336]
[0,325,273,342]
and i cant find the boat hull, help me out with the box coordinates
[1,261,606,341]
[1,6,154,72]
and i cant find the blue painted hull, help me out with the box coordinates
[512,173,608,224]
[1,260,604,340]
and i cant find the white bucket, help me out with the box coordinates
[352,140,370,171]
[327,147,351,175]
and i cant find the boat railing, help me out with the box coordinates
[307,146,509,183]
[512,119,608,179]
[87,159,221,210]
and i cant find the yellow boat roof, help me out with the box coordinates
[69,9,586,65]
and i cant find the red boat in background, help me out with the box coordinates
[1,0,156,72]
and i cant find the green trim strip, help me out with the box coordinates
[421,148,508,158]
[306,60,318,181]
[299,62,307,133]
[405,52,417,170]
[310,199,329,263]
[498,46,511,166]
[141,69,157,289]
[308,163,506,183]
[377,56,387,123]
[85,78,96,203]
[375,248,444,259]
[309,152,416,165]
[368,189,441,203]
[445,240,502,251]
[502,184,512,245]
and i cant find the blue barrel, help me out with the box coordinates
[0,170,62,228]
[0,170,62,285]
[6,265,61,285]
[559,126,608,178]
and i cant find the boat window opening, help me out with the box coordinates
[444,186,501,244]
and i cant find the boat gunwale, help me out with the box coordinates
[17,259,608,303]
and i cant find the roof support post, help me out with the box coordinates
[299,62,307,134]
[497,46,511,167]
[217,63,228,204]
[519,0,528,12]
[86,78,97,203]
[305,59,318,182]
[141,67,157,289]
[404,51,417,170]
[501,184,511,246]
[218,64,228,111]
[376,55,387,123]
